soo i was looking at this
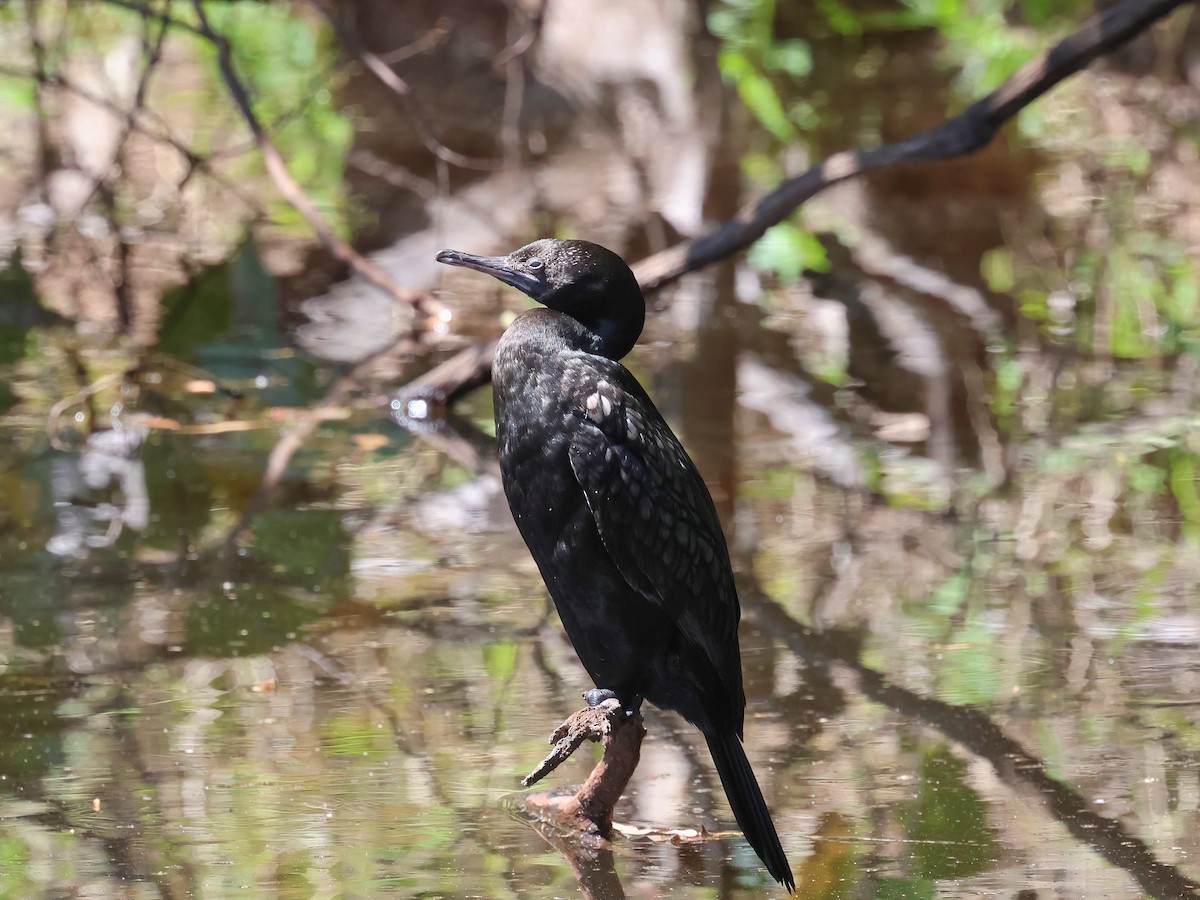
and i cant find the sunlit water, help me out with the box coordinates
[2,1,1200,898]
[3,321,1198,897]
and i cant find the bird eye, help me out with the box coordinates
[528,258,544,270]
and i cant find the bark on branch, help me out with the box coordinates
[518,703,646,839]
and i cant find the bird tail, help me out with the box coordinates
[705,729,795,892]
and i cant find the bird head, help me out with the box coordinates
[436,238,646,360]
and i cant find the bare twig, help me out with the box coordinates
[377,17,452,64]
[348,150,446,204]
[97,0,206,37]
[494,2,540,71]
[305,0,500,171]
[100,3,170,329]
[497,0,539,166]
[24,0,53,180]
[189,0,448,323]
[0,64,265,214]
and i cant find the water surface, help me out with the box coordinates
[1,2,1199,897]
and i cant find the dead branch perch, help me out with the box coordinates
[520,704,646,838]
[393,0,1189,414]
[522,697,626,789]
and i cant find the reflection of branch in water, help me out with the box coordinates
[517,815,627,900]
[514,702,644,900]
[108,687,200,900]
[18,683,200,900]
[28,801,193,900]
[220,332,414,552]
[739,582,1200,900]
[392,0,1189,413]
[301,604,642,895]
[292,641,421,759]
[388,408,499,474]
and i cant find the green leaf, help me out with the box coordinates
[0,75,36,115]
[482,642,519,682]
[763,40,812,77]
[929,572,970,616]
[980,247,1014,293]
[749,221,830,283]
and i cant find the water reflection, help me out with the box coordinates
[0,0,1199,897]
[46,427,150,558]
[745,581,1200,898]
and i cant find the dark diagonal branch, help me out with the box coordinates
[393,0,1190,416]
[98,0,206,37]
[632,0,1189,289]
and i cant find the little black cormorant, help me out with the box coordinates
[436,238,794,891]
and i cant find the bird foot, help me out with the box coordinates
[584,688,641,720]
[521,692,628,788]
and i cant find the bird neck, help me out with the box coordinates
[563,292,644,361]
[504,307,634,361]
[583,310,643,360]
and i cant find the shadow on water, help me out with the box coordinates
[0,0,1200,896]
